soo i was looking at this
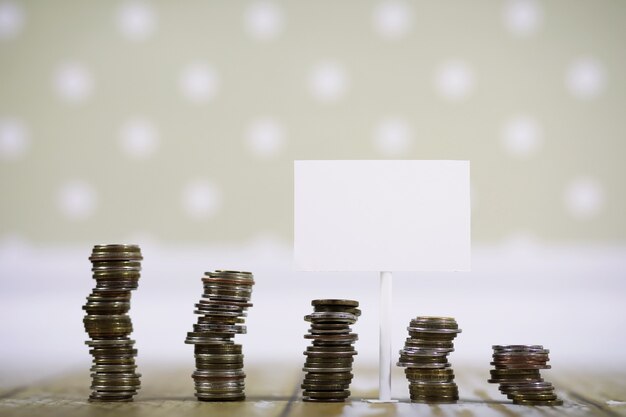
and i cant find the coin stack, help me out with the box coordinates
[185,270,255,401]
[397,316,462,403]
[301,299,360,402]
[488,345,563,406]
[82,244,143,402]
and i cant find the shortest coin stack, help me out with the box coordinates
[185,270,254,401]
[397,317,461,403]
[83,244,143,402]
[488,345,563,406]
[301,299,360,402]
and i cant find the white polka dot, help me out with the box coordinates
[373,1,412,39]
[119,118,159,159]
[182,180,221,219]
[180,63,219,103]
[564,177,605,219]
[503,0,542,37]
[245,118,285,158]
[501,115,542,157]
[54,62,94,102]
[0,118,29,160]
[57,180,97,220]
[566,58,606,99]
[373,117,413,156]
[244,1,284,41]
[116,1,156,41]
[308,61,348,102]
[435,60,474,101]
[0,1,24,40]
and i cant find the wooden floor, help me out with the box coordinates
[1,365,625,417]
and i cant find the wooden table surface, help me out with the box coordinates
[1,364,625,417]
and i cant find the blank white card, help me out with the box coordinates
[294,160,470,272]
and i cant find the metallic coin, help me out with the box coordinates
[312,299,359,307]
[512,399,563,406]
[301,383,350,391]
[303,366,353,373]
[302,397,346,403]
[84,245,142,402]
[304,333,358,342]
[492,362,549,369]
[488,344,562,406]
[195,393,246,401]
[493,345,546,353]
[305,312,358,324]
[90,365,137,373]
[195,344,242,354]
[304,352,357,359]
[410,397,458,404]
[303,390,350,399]
[410,317,459,329]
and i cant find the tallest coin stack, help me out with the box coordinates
[82,244,143,402]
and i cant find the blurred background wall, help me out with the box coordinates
[0,0,625,389]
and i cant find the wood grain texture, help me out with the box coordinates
[1,365,624,417]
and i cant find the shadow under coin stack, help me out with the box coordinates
[488,345,563,406]
[82,244,143,402]
[185,270,254,401]
[397,316,461,403]
[301,299,360,402]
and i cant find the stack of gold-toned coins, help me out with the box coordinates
[185,270,254,401]
[82,244,143,402]
[488,345,563,406]
[397,316,461,403]
[301,299,360,402]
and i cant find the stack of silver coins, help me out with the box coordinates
[82,244,143,402]
[397,316,461,403]
[301,299,360,402]
[488,345,563,406]
[185,270,254,401]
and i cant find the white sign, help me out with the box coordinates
[294,160,470,272]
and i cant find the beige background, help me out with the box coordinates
[1,0,625,244]
[1,0,626,389]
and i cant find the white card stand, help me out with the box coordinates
[366,271,398,403]
[294,160,470,402]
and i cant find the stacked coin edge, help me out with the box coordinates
[301,299,360,402]
[185,270,254,401]
[488,345,563,406]
[397,316,461,403]
[83,244,142,402]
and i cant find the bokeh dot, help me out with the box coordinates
[182,180,222,220]
[373,117,413,156]
[244,1,284,41]
[245,118,285,158]
[0,118,29,160]
[180,63,219,103]
[435,60,474,101]
[503,0,542,37]
[57,180,97,220]
[373,1,412,39]
[116,1,157,41]
[119,118,159,159]
[54,62,94,103]
[0,1,24,40]
[564,177,605,219]
[501,115,543,157]
[566,57,606,99]
[308,61,348,102]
